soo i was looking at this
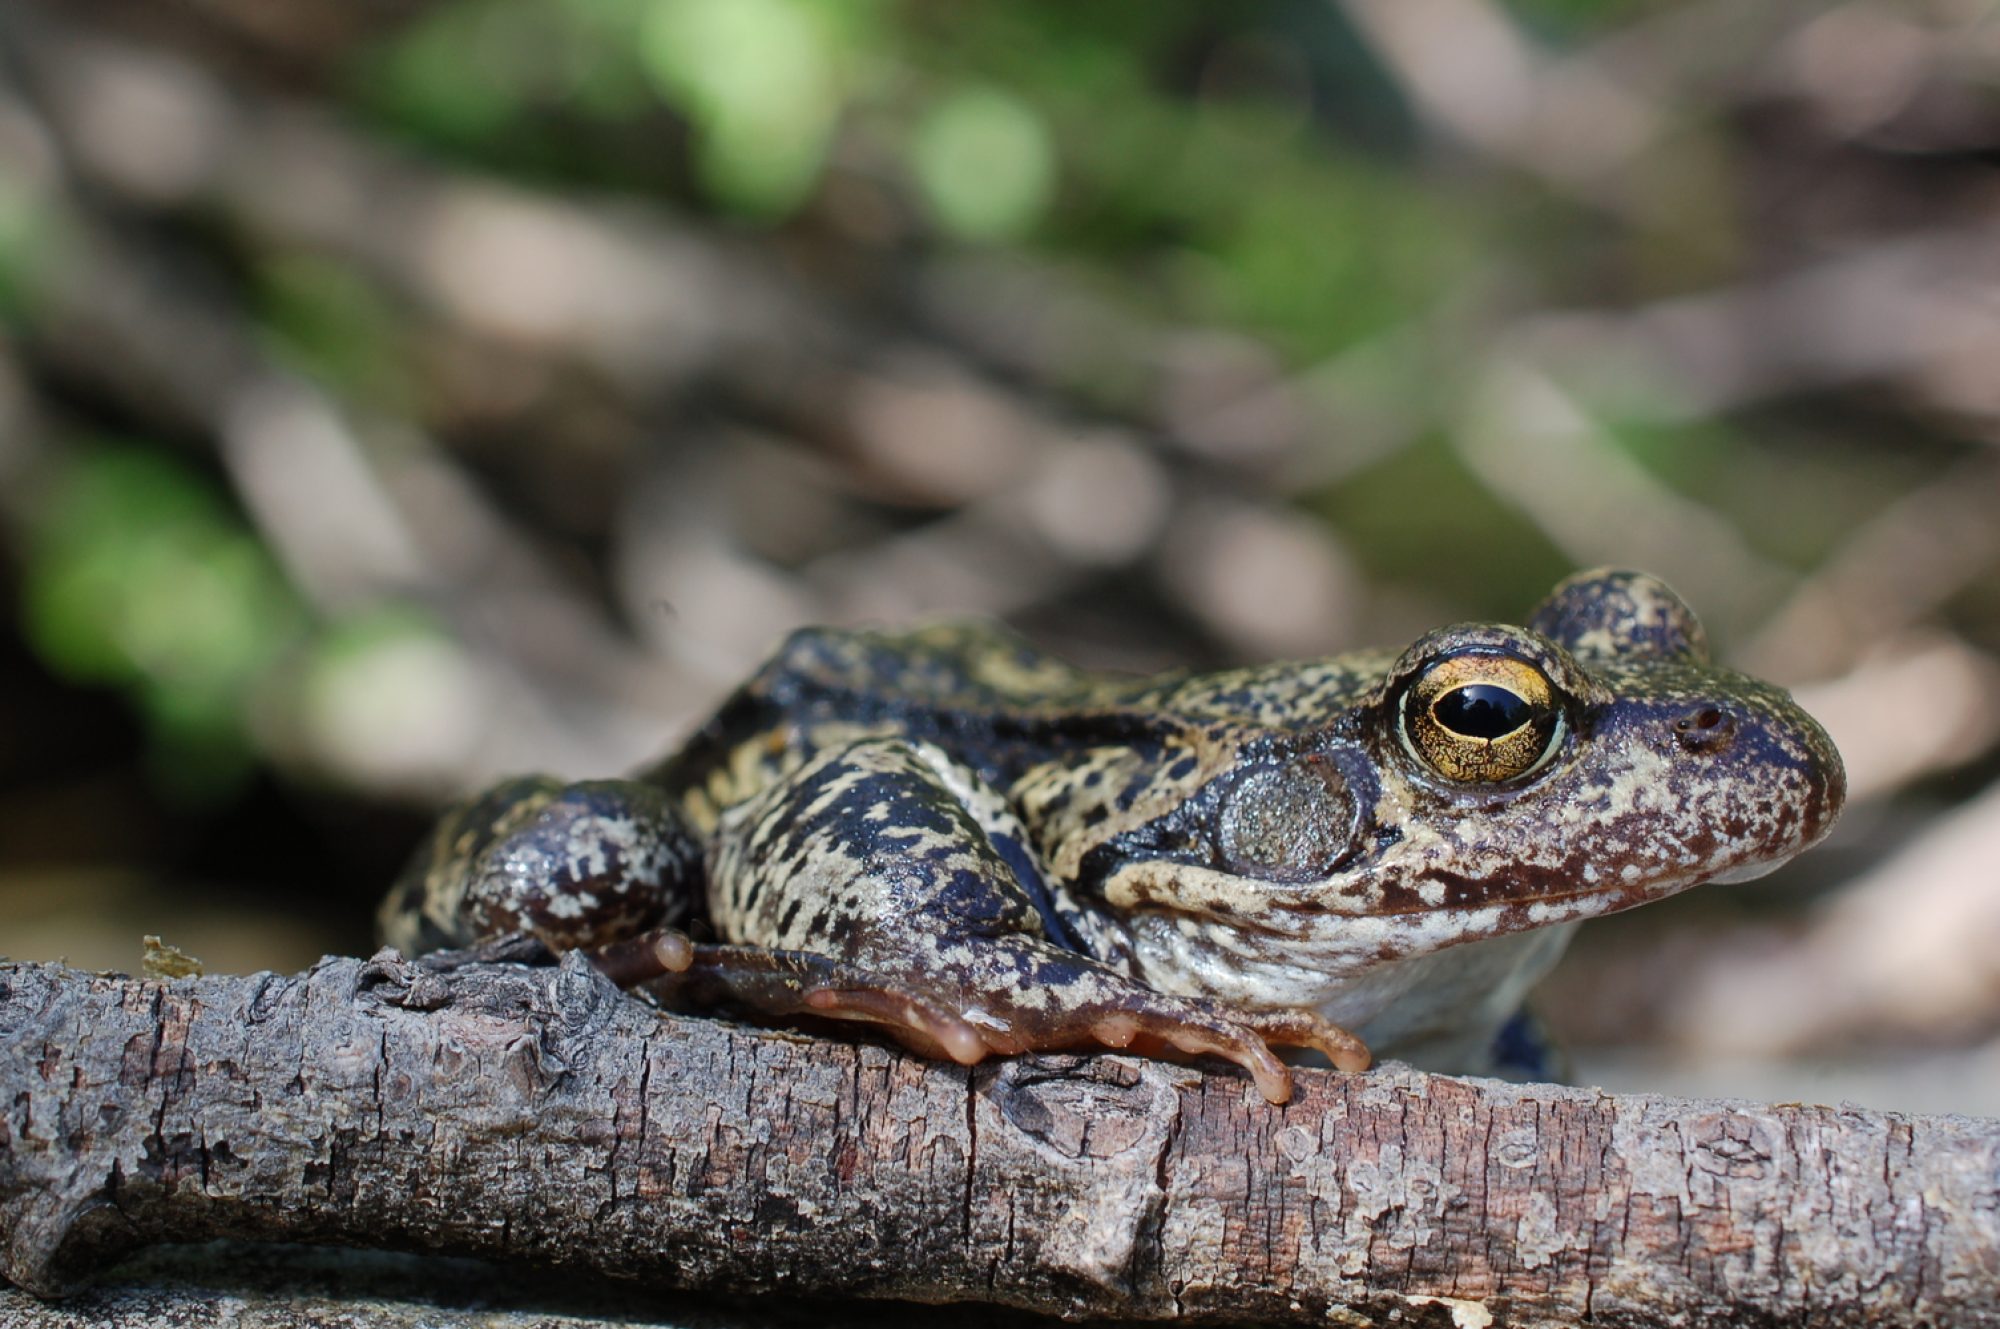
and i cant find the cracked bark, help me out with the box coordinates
[2,955,1997,1328]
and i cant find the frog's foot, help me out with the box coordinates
[414,930,555,972]
[597,930,1368,1103]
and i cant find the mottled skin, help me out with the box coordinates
[380,569,1845,1102]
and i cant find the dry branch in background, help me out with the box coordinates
[2,955,1995,1328]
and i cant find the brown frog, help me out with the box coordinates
[379,568,1845,1101]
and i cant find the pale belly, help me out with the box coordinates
[1329,923,1578,1070]
[1116,908,1580,1074]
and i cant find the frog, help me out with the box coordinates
[378,568,1845,1103]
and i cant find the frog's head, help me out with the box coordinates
[1068,568,1845,978]
[1361,567,1846,906]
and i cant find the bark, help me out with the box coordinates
[2,955,1996,1328]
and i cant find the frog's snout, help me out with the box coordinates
[1736,694,1847,856]
[1649,687,1847,867]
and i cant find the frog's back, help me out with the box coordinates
[1120,652,1397,727]
[651,622,1389,830]
[653,622,1095,825]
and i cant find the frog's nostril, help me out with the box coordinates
[1672,704,1736,753]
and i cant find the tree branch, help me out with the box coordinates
[2,955,1994,1326]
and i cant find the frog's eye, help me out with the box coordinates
[1400,654,1565,784]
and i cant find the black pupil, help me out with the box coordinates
[1434,684,1534,739]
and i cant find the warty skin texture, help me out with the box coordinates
[381,568,1845,1098]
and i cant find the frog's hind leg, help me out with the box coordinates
[628,936,1369,1103]
[602,736,1367,1103]
[378,775,702,958]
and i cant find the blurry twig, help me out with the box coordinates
[1792,631,2000,803]
[1515,233,2000,422]
[1742,453,2000,681]
[1341,0,1664,199]
[1453,359,1791,643]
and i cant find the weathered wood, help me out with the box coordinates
[0,1242,1069,1329]
[2,954,1995,1328]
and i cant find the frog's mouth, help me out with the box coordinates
[1101,857,1662,931]
[1098,817,1831,956]
[1706,859,1787,885]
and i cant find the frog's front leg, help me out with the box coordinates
[378,775,702,959]
[606,737,1367,1103]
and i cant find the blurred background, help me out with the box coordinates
[1,0,1996,1113]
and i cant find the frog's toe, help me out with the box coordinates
[1088,1013,1141,1047]
[1047,1000,1369,1101]
[616,942,999,1066]
[804,986,990,1065]
[1235,1008,1374,1074]
[1147,1017,1295,1105]
[584,924,697,987]
[1071,1004,1306,1104]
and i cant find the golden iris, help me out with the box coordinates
[1401,654,1563,783]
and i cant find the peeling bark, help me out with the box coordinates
[2,954,1996,1327]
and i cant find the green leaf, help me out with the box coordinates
[19,448,305,800]
[910,87,1057,242]
[640,0,848,216]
